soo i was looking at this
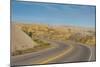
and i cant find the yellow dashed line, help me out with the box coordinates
[38,45,74,64]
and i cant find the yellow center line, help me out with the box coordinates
[35,45,74,64]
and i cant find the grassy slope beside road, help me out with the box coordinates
[12,24,52,56]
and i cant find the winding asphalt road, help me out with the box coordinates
[11,41,96,66]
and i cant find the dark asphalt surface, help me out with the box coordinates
[11,41,96,66]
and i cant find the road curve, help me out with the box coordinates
[11,41,95,66]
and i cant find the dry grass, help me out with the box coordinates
[16,23,96,46]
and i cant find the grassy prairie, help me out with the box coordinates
[15,23,96,46]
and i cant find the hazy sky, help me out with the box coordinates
[12,0,96,28]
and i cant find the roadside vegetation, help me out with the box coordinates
[69,33,96,46]
[16,24,96,46]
